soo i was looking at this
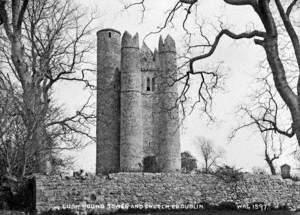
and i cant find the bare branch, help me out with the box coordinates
[224,0,257,7]
[275,0,300,74]
[189,29,266,73]
[286,0,298,17]
[17,0,29,29]
[143,1,183,40]
[180,0,197,4]
[124,0,145,10]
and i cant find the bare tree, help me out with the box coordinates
[195,137,224,173]
[0,72,90,178]
[231,76,290,175]
[232,104,284,176]
[0,0,96,174]
[252,166,268,175]
[261,131,283,175]
[232,78,294,139]
[0,76,26,177]
[124,0,300,147]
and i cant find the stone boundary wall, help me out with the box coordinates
[34,173,300,213]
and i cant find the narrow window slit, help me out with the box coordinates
[146,77,151,91]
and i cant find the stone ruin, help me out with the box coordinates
[96,29,181,174]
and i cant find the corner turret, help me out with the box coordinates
[157,35,181,172]
[164,35,176,53]
[120,32,144,172]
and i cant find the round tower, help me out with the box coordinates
[120,31,144,172]
[157,35,181,172]
[96,29,121,175]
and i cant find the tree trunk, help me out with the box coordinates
[265,156,277,175]
[264,37,300,146]
[10,34,50,174]
[254,0,300,147]
[291,117,300,147]
[205,159,208,173]
[22,84,50,174]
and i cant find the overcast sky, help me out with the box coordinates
[55,0,299,174]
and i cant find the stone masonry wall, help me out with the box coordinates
[96,29,121,174]
[96,29,181,173]
[34,173,300,214]
[120,32,143,172]
[157,35,181,172]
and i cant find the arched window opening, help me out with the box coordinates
[108,32,112,38]
[146,77,151,91]
[152,77,155,91]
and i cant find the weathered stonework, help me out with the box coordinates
[157,36,181,172]
[120,32,143,172]
[96,29,181,174]
[96,29,121,174]
[141,43,157,158]
[34,173,300,214]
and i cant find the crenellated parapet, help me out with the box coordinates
[121,31,139,49]
[158,35,176,54]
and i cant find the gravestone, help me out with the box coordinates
[281,164,291,179]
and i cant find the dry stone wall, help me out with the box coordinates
[34,173,300,214]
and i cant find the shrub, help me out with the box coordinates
[291,175,300,181]
[214,165,244,183]
[181,151,197,173]
[0,176,35,212]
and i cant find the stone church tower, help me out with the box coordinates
[96,29,181,174]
